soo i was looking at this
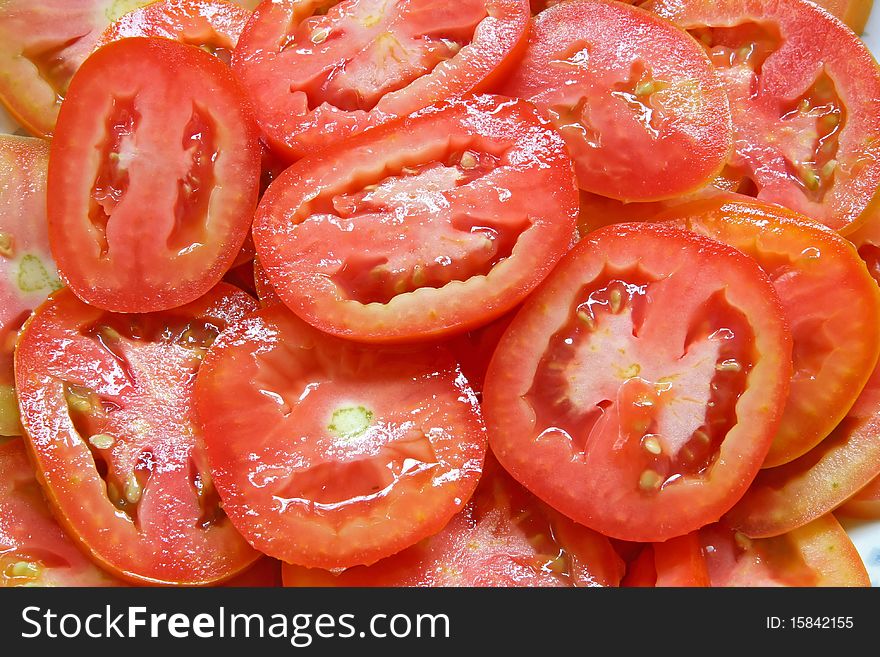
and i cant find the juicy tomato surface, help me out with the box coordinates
[252,258,281,308]
[195,305,487,569]
[485,223,793,542]
[727,361,880,538]
[647,0,880,232]
[810,0,874,32]
[500,0,732,202]
[621,533,710,587]
[0,136,62,436]
[660,197,880,467]
[253,94,578,342]
[701,516,869,586]
[233,0,530,159]
[0,438,125,587]
[96,0,252,63]
[838,474,880,520]
[15,284,260,585]
[48,37,261,313]
[282,456,624,586]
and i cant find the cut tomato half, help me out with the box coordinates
[253,94,578,342]
[282,456,623,586]
[195,305,487,569]
[15,284,260,585]
[48,37,261,313]
[485,223,792,542]
[647,0,880,232]
[660,197,880,466]
[500,0,732,201]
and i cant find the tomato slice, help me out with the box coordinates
[253,94,578,342]
[195,305,487,569]
[500,0,732,201]
[809,0,874,33]
[253,258,281,308]
[48,37,260,313]
[577,191,666,237]
[0,136,62,436]
[660,197,880,467]
[621,533,710,587]
[647,0,880,232]
[232,0,529,159]
[485,223,792,542]
[0,438,127,587]
[15,284,260,585]
[96,0,252,64]
[701,516,869,586]
[838,474,880,520]
[727,361,880,538]
[282,456,623,586]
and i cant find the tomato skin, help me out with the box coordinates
[727,362,880,538]
[253,94,578,343]
[659,197,880,467]
[485,222,792,542]
[195,305,487,569]
[15,284,261,585]
[647,0,880,233]
[282,457,624,587]
[233,0,530,160]
[501,0,732,202]
[48,37,261,313]
[701,516,869,586]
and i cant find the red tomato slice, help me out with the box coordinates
[0,136,62,436]
[500,0,732,202]
[701,516,869,586]
[96,0,251,64]
[232,0,530,160]
[282,456,624,586]
[195,305,487,569]
[647,0,880,232]
[448,309,517,396]
[838,474,880,520]
[253,257,281,308]
[727,361,880,538]
[48,37,260,313]
[660,197,880,467]
[0,438,126,587]
[15,284,260,585]
[621,533,710,587]
[253,94,578,342]
[485,223,792,542]
[809,0,874,33]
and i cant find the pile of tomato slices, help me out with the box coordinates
[1,0,879,588]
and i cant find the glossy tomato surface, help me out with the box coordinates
[15,284,260,585]
[485,223,792,542]
[233,0,530,159]
[253,94,578,342]
[48,37,260,313]
[838,474,880,520]
[501,0,732,201]
[282,457,624,586]
[195,305,487,569]
[621,533,710,587]
[660,197,880,467]
[647,0,880,232]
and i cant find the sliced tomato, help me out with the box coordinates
[808,0,874,33]
[282,456,623,586]
[837,474,880,520]
[847,211,880,286]
[233,0,530,159]
[0,136,62,436]
[96,0,251,64]
[500,0,732,201]
[647,0,880,232]
[701,516,869,586]
[253,258,281,308]
[48,37,260,313]
[15,284,260,585]
[577,191,665,237]
[253,94,578,342]
[727,362,880,538]
[0,438,126,587]
[448,309,517,396]
[194,305,487,569]
[621,533,710,587]
[485,223,792,542]
[660,197,880,467]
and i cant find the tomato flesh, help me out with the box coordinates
[195,305,487,569]
[838,474,880,520]
[485,223,792,542]
[15,284,260,585]
[621,533,710,587]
